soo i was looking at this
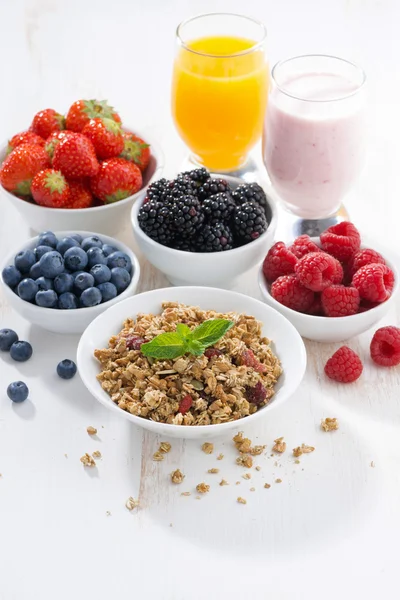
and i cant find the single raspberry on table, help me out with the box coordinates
[348,248,386,278]
[204,348,223,359]
[370,326,400,367]
[271,275,315,312]
[289,235,321,259]
[324,346,363,383]
[178,394,193,415]
[320,222,361,261]
[262,242,297,283]
[295,252,343,292]
[352,263,394,303]
[321,285,360,317]
[239,349,267,373]
[245,381,267,405]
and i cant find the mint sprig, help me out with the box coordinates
[141,319,234,360]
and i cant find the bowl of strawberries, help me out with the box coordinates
[258,222,399,343]
[0,100,164,236]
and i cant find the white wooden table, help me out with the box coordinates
[0,1,399,598]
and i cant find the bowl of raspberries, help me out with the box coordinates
[258,222,398,342]
[0,100,164,236]
[0,230,140,334]
[131,168,277,286]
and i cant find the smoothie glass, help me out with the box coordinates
[172,13,268,174]
[263,55,366,220]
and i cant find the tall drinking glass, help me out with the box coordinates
[172,13,268,175]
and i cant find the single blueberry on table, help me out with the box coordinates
[107,251,132,272]
[2,265,22,288]
[81,236,103,251]
[80,286,102,307]
[17,278,38,302]
[102,244,117,257]
[74,272,94,293]
[38,231,58,248]
[35,289,58,308]
[7,381,29,403]
[39,251,64,278]
[54,272,74,294]
[64,247,88,272]
[0,329,18,351]
[97,282,117,302]
[10,340,33,362]
[29,262,42,279]
[57,359,77,380]
[110,267,131,292]
[35,245,54,260]
[90,264,111,284]
[56,236,80,256]
[58,292,79,309]
[14,249,36,273]
[70,234,83,244]
[36,276,54,291]
[86,247,108,268]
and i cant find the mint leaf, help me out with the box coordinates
[191,319,234,347]
[186,339,206,356]
[141,332,187,360]
[176,323,191,340]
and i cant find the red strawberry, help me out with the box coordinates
[31,109,65,139]
[45,131,71,162]
[65,99,121,133]
[0,144,49,195]
[90,158,142,203]
[82,118,124,159]
[31,169,71,208]
[64,180,93,209]
[7,131,45,154]
[53,133,99,179]
[120,132,150,172]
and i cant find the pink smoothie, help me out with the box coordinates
[263,72,366,218]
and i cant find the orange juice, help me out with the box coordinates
[172,35,269,172]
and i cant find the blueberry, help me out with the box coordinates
[56,236,80,256]
[81,236,103,251]
[7,381,29,403]
[70,234,83,244]
[58,292,79,309]
[54,273,74,294]
[64,247,88,272]
[17,278,38,302]
[39,251,64,278]
[10,340,32,362]
[107,251,132,272]
[102,244,117,257]
[110,267,131,292]
[74,272,94,293]
[97,282,117,302]
[38,231,58,248]
[90,264,111,284]
[35,289,58,308]
[2,265,22,288]
[36,276,54,291]
[14,249,36,273]
[86,247,107,268]
[80,286,102,307]
[56,359,77,379]
[29,262,42,279]
[35,245,54,260]
[0,329,18,351]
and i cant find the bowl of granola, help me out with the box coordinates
[77,287,306,439]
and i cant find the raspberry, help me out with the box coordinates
[178,394,193,415]
[348,248,386,278]
[245,381,267,405]
[124,335,146,350]
[321,285,360,317]
[358,300,380,313]
[306,295,323,315]
[324,346,363,383]
[262,242,297,283]
[320,222,361,261]
[271,275,315,312]
[352,263,395,303]
[239,349,267,373]
[370,326,400,367]
[295,252,343,292]
[204,348,223,359]
[289,235,321,259]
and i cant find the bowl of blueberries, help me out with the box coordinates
[0,230,140,334]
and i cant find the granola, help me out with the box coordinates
[293,444,315,457]
[87,426,97,435]
[196,483,210,494]
[321,417,339,432]
[125,497,139,510]
[171,469,185,484]
[237,497,247,504]
[94,303,282,426]
[80,453,95,467]
[272,437,286,453]
[202,442,214,454]
[207,468,219,474]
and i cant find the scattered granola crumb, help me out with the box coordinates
[237,496,247,504]
[321,417,338,432]
[153,451,164,461]
[92,450,102,459]
[195,496,201,500]
[219,479,229,486]
[235,481,241,485]
[264,483,271,489]
[80,453,96,467]
[207,468,219,474]
[159,442,171,453]
[272,437,286,453]
[87,426,97,435]
[233,432,244,445]
[370,461,375,468]
[125,497,139,511]
[202,442,214,454]
[295,459,301,464]
[242,473,251,480]
[217,453,224,461]
[255,466,261,471]
[250,487,255,492]
[196,482,210,494]
[106,510,111,516]
[171,469,185,484]
[236,455,253,468]
[181,491,191,496]
[275,478,282,484]
[250,445,265,455]
[169,523,173,527]
[293,444,315,457]
[293,446,302,458]
[64,454,68,459]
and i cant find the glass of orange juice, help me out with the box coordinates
[172,13,268,174]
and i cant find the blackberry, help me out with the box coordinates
[138,200,174,245]
[170,195,204,233]
[145,178,169,202]
[164,176,197,201]
[233,201,268,243]
[179,168,210,187]
[198,178,231,200]
[170,237,197,252]
[232,183,269,213]
[203,192,235,225]
[195,222,233,252]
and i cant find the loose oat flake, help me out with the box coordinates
[264,483,271,489]
[255,466,261,471]
[87,426,97,435]
[181,491,191,496]
[275,478,282,484]
[272,437,286,453]
[217,453,224,460]
[92,450,102,459]
[242,473,251,480]
[237,497,247,504]
[220,479,229,486]
[250,487,255,492]
[196,483,210,494]
[153,451,164,461]
[80,453,96,467]
[159,442,171,453]
[202,442,214,454]
[207,468,219,474]
[321,418,338,432]
[125,497,139,511]
[293,444,315,457]
[171,469,185,484]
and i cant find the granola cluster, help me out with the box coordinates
[94,302,282,426]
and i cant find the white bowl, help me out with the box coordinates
[131,176,277,287]
[77,286,307,440]
[0,126,164,236]
[0,230,140,334]
[258,242,399,343]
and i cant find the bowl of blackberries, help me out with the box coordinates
[0,230,140,334]
[131,168,277,286]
